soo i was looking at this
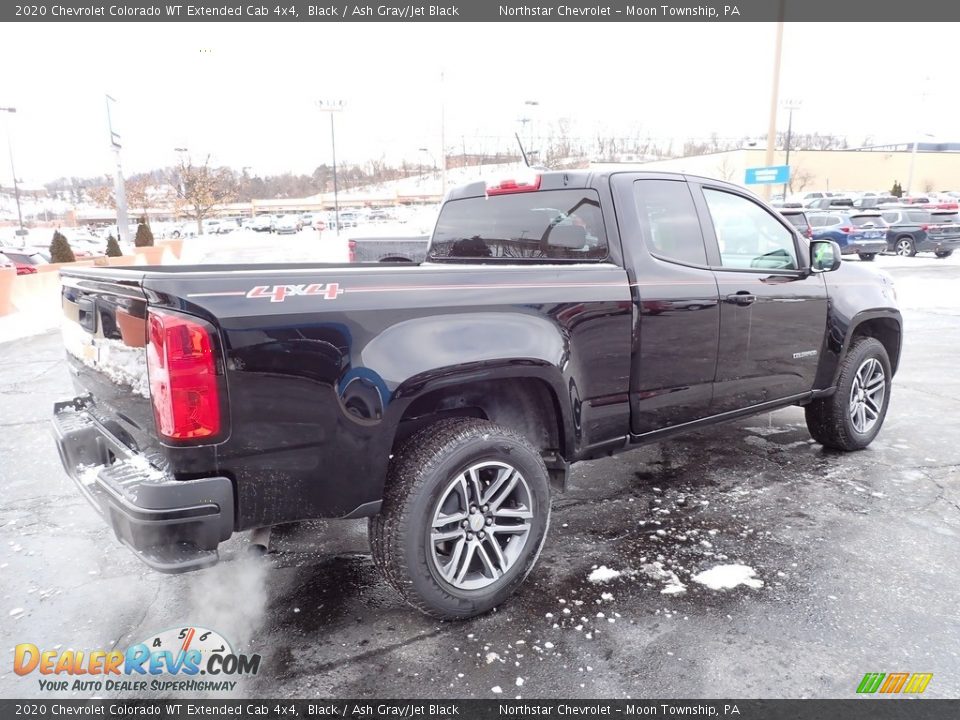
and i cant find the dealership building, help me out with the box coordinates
[606,143,960,194]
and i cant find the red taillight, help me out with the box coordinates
[921,224,930,231]
[805,228,813,240]
[16,264,36,275]
[840,226,852,233]
[147,310,221,440]
[486,176,542,196]
[348,239,357,262]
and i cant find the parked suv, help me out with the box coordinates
[804,197,855,211]
[807,211,888,261]
[880,207,960,257]
[778,208,813,240]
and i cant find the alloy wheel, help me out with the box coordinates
[429,461,534,590]
[848,357,885,434]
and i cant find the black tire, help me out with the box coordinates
[858,253,876,262]
[805,336,892,451]
[894,236,916,257]
[935,250,953,258]
[369,417,551,619]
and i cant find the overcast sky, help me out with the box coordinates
[0,22,955,185]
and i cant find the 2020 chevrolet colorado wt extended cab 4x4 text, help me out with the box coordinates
[51,171,902,618]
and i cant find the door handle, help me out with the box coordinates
[725,292,756,306]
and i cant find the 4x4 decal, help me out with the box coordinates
[246,283,343,303]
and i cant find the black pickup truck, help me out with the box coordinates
[51,171,902,619]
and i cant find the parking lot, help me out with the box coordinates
[1,254,958,700]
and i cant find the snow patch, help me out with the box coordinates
[587,566,621,583]
[692,564,763,590]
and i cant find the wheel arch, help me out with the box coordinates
[388,365,574,489]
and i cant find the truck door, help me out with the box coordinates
[691,182,829,413]
[610,175,721,435]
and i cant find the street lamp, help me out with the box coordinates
[781,99,802,199]
[524,100,539,160]
[316,99,344,235]
[105,94,131,244]
[0,107,24,233]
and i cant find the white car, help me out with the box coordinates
[274,215,302,235]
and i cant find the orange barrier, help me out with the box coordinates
[0,268,15,316]
[35,260,95,273]
[9,270,62,313]
[157,239,184,259]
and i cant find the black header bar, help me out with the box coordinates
[5,0,960,22]
[1,699,957,720]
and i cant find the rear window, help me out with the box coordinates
[783,213,809,229]
[851,215,885,227]
[429,189,608,262]
[933,212,960,224]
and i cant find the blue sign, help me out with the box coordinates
[744,165,790,185]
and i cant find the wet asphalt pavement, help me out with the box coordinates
[1,255,958,700]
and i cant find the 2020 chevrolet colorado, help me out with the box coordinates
[51,171,902,618]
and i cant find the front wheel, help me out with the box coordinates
[369,418,551,619]
[858,253,876,262]
[935,250,953,258]
[805,336,892,451]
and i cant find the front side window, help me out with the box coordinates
[632,179,707,266]
[703,188,799,271]
[429,189,608,262]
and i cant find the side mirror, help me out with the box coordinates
[810,239,842,273]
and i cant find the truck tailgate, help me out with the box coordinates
[59,268,160,459]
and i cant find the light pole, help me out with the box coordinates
[105,94,131,244]
[173,147,188,223]
[781,99,801,199]
[0,107,24,233]
[524,99,539,161]
[316,99,344,235]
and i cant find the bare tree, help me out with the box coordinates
[125,177,152,222]
[716,157,736,181]
[788,166,815,193]
[169,155,236,235]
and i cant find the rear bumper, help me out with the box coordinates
[842,240,887,255]
[51,397,234,573]
[919,237,960,253]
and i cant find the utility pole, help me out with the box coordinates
[316,100,344,235]
[781,99,801,199]
[105,94,131,244]
[440,72,447,199]
[762,2,785,201]
[0,107,24,233]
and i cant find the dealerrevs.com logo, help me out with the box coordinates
[14,626,261,693]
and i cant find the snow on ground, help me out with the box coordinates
[587,566,622,583]
[691,564,764,590]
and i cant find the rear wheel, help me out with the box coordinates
[858,253,876,262]
[369,418,551,619]
[805,336,891,451]
[895,236,916,257]
[935,250,953,258]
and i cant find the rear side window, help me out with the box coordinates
[632,180,707,266]
[429,189,608,262]
[783,214,809,230]
[906,210,932,223]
